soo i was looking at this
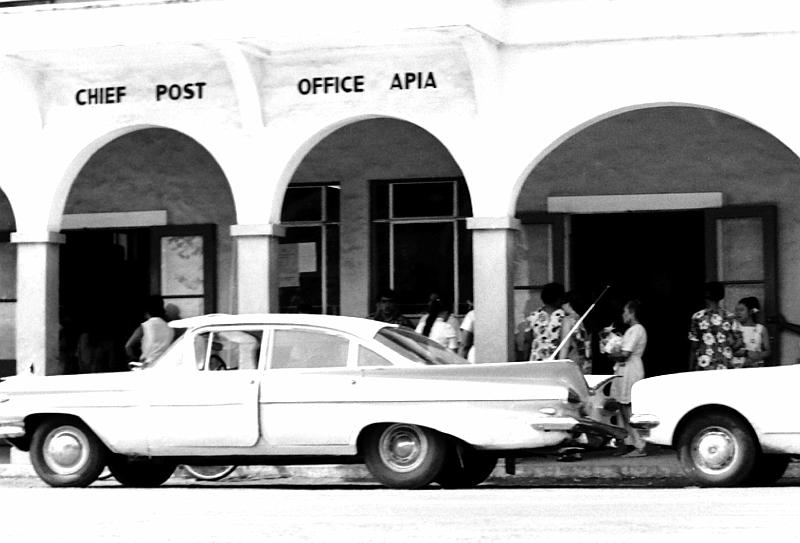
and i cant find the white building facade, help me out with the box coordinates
[1,0,799,385]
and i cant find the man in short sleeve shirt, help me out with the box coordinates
[689,281,743,371]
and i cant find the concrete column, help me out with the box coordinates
[466,217,520,363]
[11,232,64,376]
[230,224,286,314]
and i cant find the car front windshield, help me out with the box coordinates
[375,327,469,365]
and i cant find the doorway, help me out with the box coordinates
[59,224,217,373]
[60,228,151,373]
[570,211,705,377]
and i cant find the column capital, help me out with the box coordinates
[466,216,521,231]
[230,223,286,238]
[10,231,66,244]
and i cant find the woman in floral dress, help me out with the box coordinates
[527,282,566,361]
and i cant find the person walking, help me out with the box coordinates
[125,295,174,368]
[527,282,566,361]
[688,281,743,371]
[609,299,648,457]
[733,296,770,368]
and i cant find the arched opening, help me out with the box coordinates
[515,106,799,374]
[59,127,236,374]
[280,118,473,322]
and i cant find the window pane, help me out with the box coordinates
[270,329,349,369]
[514,224,552,287]
[358,345,391,367]
[282,186,322,222]
[325,185,340,222]
[326,224,340,315]
[197,330,262,371]
[163,297,204,319]
[0,302,14,360]
[161,236,204,296]
[0,242,15,300]
[724,283,765,314]
[279,227,322,313]
[718,218,764,282]
[393,182,454,218]
[393,222,454,314]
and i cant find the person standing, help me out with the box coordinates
[561,291,592,373]
[369,289,413,328]
[527,282,566,361]
[733,296,770,368]
[125,295,174,368]
[416,293,458,352]
[609,299,648,457]
[688,281,743,371]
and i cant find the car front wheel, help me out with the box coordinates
[29,417,106,487]
[107,455,176,487]
[363,423,446,489]
[677,412,757,487]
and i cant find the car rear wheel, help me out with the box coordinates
[107,455,176,487]
[436,444,497,489]
[182,464,237,481]
[677,412,756,487]
[29,417,106,487]
[363,423,446,489]
[746,454,790,486]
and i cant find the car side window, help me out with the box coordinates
[194,329,263,371]
[358,345,392,367]
[270,329,349,369]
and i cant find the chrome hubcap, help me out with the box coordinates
[692,427,736,474]
[379,424,427,472]
[43,426,89,475]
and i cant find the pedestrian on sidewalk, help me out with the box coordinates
[609,299,648,458]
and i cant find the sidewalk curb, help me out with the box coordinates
[3,458,798,483]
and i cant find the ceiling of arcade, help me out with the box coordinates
[516,106,800,214]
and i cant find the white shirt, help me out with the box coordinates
[140,317,174,364]
[416,315,458,350]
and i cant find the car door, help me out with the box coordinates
[145,326,264,453]
[258,326,360,450]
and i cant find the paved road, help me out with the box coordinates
[1,479,797,542]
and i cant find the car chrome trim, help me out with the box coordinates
[630,414,660,430]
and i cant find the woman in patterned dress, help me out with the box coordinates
[609,299,648,457]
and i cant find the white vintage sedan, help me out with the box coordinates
[631,365,800,487]
[0,314,622,489]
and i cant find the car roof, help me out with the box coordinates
[169,313,398,338]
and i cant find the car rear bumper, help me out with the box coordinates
[530,416,627,440]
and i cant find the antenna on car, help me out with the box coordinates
[547,285,611,361]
